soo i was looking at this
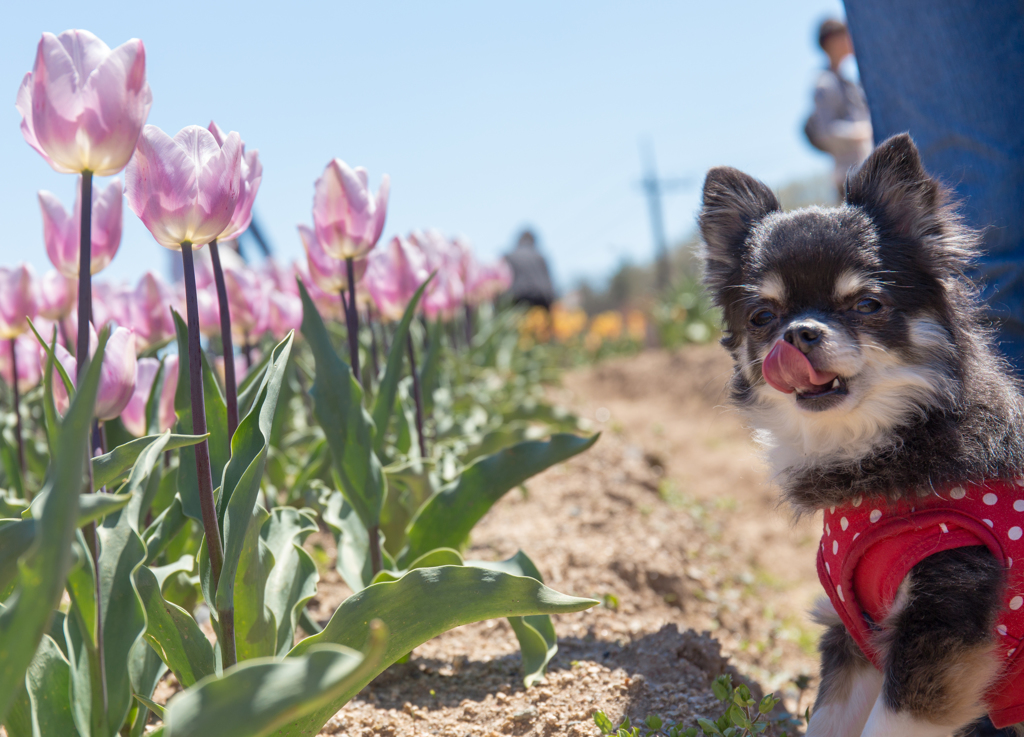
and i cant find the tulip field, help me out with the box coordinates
[0,25,821,737]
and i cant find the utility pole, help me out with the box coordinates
[638,139,692,290]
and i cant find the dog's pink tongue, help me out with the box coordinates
[762,340,838,394]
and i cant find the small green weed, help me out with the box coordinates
[593,674,802,737]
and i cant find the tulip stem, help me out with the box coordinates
[368,312,380,383]
[180,241,234,667]
[77,171,93,367]
[77,169,107,715]
[209,240,239,439]
[8,339,25,482]
[407,332,428,460]
[344,258,361,384]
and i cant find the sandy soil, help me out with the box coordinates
[304,346,826,737]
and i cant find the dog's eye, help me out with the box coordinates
[750,309,775,327]
[854,298,882,314]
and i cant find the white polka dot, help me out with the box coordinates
[852,495,862,507]
[1010,527,1023,541]
[950,486,966,500]
[832,540,839,555]
[837,585,845,602]
[1014,500,1024,512]
[826,562,831,575]
[984,493,999,505]
[940,523,949,533]
[1016,478,1024,487]
[985,519,994,527]
[829,506,835,514]
[826,523,831,536]
[1010,648,1017,657]
[840,517,849,531]
[1010,558,1014,569]
[998,624,1008,636]
[853,533,860,541]
[1011,596,1023,610]
[869,510,882,523]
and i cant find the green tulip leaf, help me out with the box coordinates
[134,564,215,688]
[163,623,387,737]
[371,278,430,455]
[262,507,320,656]
[92,432,206,492]
[279,565,598,735]
[298,280,385,531]
[0,327,108,723]
[231,505,277,661]
[128,640,169,737]
[142,495,189,565]
[467,550,559,687]
[320,490,374,593]
[400,433,599,565]
[172,310,230,523]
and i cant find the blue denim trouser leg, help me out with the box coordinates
[844,0,1024,372]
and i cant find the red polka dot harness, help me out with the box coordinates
[818,480,1024,729]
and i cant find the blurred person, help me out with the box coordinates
[845,0,1024,380]
[804,18,873,199]
[506,229,555,311]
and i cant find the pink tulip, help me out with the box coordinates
[223,264,269,341]
[0,333,43,391]
[130,272,177,351]
[259,258,300,297]
[208,122,262,241]
[300,224,366,294]
[121,354,177,436]
[216,348,260,385]
[38,176,123,277]
[365,236,430,321]
[466,260,513,305]
[124,125,243,249]
[422,263,465,321]
[0,264,39,339]
[37,269,76,320]
[50,323,137,420]
[197,290,222,338]
[267,292,301,338]
[16,30,152,176]
[194,240,245,289]
[312,160,389,260]
[92,281,132,331]
[295,264,344,322]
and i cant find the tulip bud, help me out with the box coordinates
[121,354,177,436]
[92,281,132,331]
[38,177,123,277]
[124,125,243,249]
[422,264,465,321]
[267,292,301,338]
[50,323,137,420]
[466,260,513,306]
[223,264,269,341]
[16,30,152,176]
[0,264,39,339]
[312,159,389,260]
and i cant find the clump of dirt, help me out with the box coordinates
[304,346,825,736]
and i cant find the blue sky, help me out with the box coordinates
[1,0,844,291]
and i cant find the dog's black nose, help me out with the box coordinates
[784,323,822,353]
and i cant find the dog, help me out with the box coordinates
[699,133,1024,737]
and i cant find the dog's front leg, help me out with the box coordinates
[806,602,882,737]
[858,547,1003,737]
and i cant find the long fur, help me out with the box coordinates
[701,134,1024,735]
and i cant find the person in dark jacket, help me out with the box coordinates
[506,230,555,311]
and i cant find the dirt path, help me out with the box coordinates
[307,346,825,737]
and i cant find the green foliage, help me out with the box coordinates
[0,327,109,723]
[594,675,799,737]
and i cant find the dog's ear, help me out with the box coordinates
[846,133,974,273]
[699,167,781,294]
